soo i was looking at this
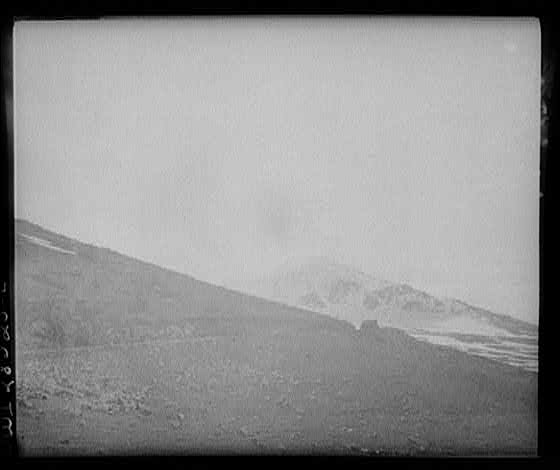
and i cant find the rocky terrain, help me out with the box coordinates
[15,219,537,455]
[18,326,537,456]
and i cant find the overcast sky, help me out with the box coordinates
[14,18,540,323]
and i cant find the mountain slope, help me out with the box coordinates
[230,257,537,333]
[15,219,537,455]
[228,257,538,371]
[15,220,353,349]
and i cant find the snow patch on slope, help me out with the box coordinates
[19,234,76,255]
[429,315,514,337]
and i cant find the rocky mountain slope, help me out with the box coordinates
[15,220,352,351]
[15,219,537,455]
[228,257,538,372]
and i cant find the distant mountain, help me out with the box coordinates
[15,219,538,372]
[230,256,537,334]
[15,220,537,455]
[228,257,538,371]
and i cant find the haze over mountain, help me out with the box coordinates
[231,256,537,333]
[15,218,537,455]
[228,256,538,372]
[14,18,540,455]
[15,19,540,326]
[16,218,538,373]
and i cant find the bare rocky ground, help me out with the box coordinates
[14,220,538,456]
[17,327,537,456]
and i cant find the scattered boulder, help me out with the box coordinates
[138,406,152,416]
[166,325,184,340]
[276,397,289,408]
[183,324,195,337]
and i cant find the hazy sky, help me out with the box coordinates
[15,18,540,323]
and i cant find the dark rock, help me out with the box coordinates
[360,319,380,332]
